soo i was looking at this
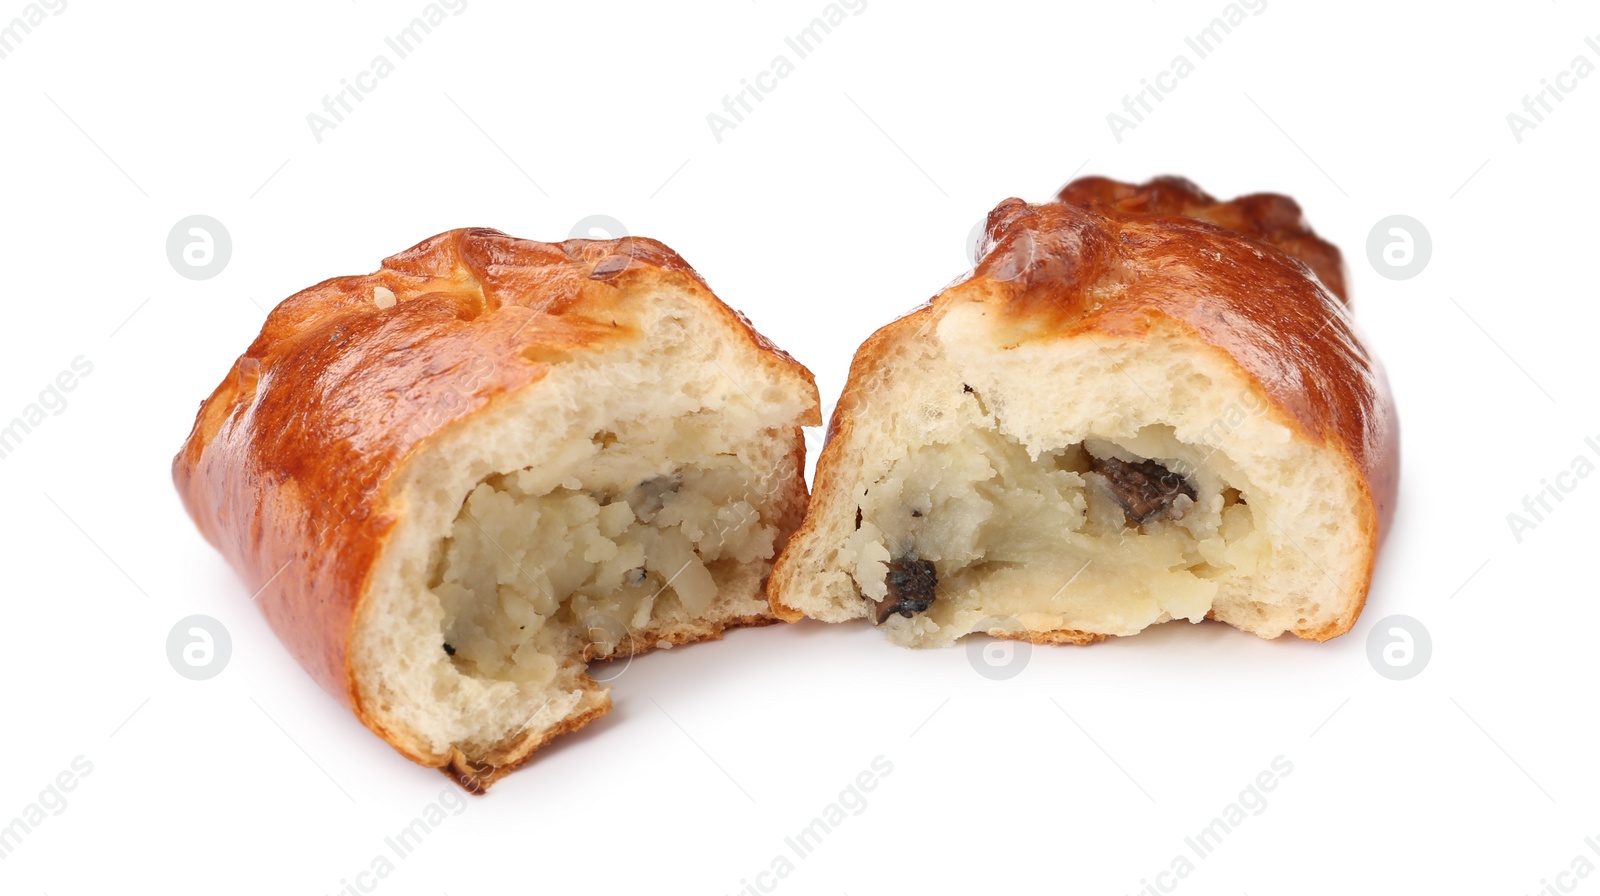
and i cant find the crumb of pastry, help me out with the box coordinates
[774,301,1369,647]
[348,301,813,762]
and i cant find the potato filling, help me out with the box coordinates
[845,421,1269,637]
[428,421,777,686]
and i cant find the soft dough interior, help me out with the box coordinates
[781,303,1372,647]
[351,291,810,769]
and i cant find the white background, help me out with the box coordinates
[1,1,1596,893]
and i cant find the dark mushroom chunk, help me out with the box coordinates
[1090,455,1197,524]
[873,555,938,624]
[630,473,683,519]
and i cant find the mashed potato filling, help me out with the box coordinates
[427,412,777,687]
[844,422,1269,639]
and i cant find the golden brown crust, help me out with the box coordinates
[173,228,817,776]
[990,628,1106,647]
[445,695,612,794]
[1056,174,1349,303]
[775,176,1397,641]
[446,611,782,793]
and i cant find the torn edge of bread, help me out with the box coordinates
[770,193,1396,649]
[174,229,820,791]
[354,287,815,789]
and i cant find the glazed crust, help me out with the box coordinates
[1056,174,1349,303]
[774,177,1397,640]
[173,229,819,766]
